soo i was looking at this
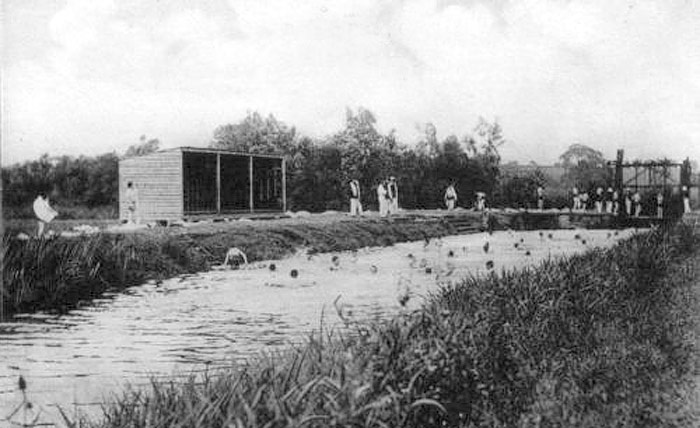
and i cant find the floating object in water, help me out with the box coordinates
[425,267,432,274]
[525,250,531,256]
[370,265,378,274]
[520,238,524,243]
[547,233,553,239]
[423,237,431,247]
[581,239,587,245]
[574,234,581,240]
[290,269,299,278]
[398,293,410,307]
[331,255,340,265]
[269,263,276,272]
[419,258,428,268]
[462,246,467,253]
[514,243,519,249]
[607,232,612,239]
[483,242,490,253]
[407,253,414,259]
[539,231,544,238]
[614,231,619,236]
[485,260,494,270]
[447,250,454,257]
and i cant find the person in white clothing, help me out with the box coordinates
[348,179,362,216]
[633,191,642,217]
[33,193,58,237]
[387,176,399,214]
[682,185,691,213]
[377,180,389,218]
[444,183,457,210]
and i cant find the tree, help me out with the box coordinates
[210,112,296,154]
[559,144,609,191]
[125,135,160,158]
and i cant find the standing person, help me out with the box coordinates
[605,187,614,213]
[444,182,457,211]
[578,192,588,211]
[348,179,362,216]
[377,180,389,218]
[536,186,545,211]
[33,193,58,237]
[125,181,139,224]
[572,186,580,211]
[682,185,691,213]
[656,192,664,218]
[612,188,620,214]
[387,176,399,215]
[633,190,642,217]
[594,187,604,213]
[624,188,632,216]
[475,192,486,211]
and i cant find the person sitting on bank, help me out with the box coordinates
[682,185,691,213]
[125,181,139,224]
[444,182,458,211]
[33,192,58,237]
[348,179,362,216]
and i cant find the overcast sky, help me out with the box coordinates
[2,0,699,166]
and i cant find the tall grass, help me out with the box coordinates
[2,218,454,316]
[81,223,698,427]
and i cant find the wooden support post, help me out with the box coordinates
[216,153,221,214]
[615,149,624,191]
[249,156,254,213]
[282,158,287,212]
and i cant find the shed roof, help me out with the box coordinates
[120,146,285,163]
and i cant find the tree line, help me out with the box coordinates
[2,109,613,218]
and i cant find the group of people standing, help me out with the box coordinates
[571,185,692,218]
[349,178,487,216]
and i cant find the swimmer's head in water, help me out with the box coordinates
[290,269,299,278]
[269,263,276,271]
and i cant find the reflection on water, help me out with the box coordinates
[0,229,636,425]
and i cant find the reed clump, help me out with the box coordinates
[83,223,698,427]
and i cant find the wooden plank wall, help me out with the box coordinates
[118,151,183,222]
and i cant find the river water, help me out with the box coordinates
[0,229,637,425]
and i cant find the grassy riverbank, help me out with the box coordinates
[80,223,699,428]
[2,217,455,316]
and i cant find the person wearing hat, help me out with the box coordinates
[348,179,362,216]
[682,185,691,213]
[444,182,458,211]
[387,176,399,215]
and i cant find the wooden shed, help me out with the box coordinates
[119,147,286,222]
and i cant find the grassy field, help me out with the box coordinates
[68,222,700,428]
[2,215,458,316]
